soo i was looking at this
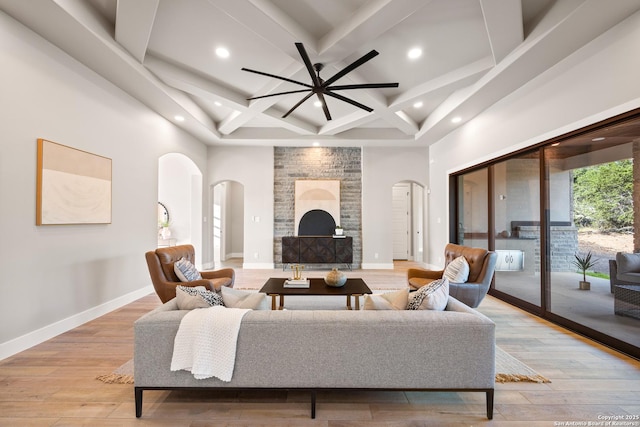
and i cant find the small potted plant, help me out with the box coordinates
[572,251,598,290]
[334,225,344,236]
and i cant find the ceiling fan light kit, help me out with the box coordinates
[242,43,398,121]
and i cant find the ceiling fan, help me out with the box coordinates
[241,42,399,121]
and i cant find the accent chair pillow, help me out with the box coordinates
[362,288,409,310]
[220,286,269,310]
[406,278,449,311]
[174,257,203,282]
[175,285,224,310]
[444,256,470,283]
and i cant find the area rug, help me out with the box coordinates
[96,346,549,385]
[494,346,550,383]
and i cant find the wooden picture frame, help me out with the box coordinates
[36,139,112,225]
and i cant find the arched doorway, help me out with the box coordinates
[158,153,203,265]
[392,181,425,262]
[212,180,244,267]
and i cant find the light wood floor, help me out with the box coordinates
[1,264,640,426]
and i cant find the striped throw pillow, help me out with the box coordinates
[443,256,470,283]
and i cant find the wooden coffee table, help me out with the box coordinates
[259,277,372,310]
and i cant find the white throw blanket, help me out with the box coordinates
[171,306,250,381]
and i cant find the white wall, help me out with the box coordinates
[0,11,208,358]
[207,146,274,269]
[362,147,429,268]
[427,9,640,267]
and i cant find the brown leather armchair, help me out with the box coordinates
[145,244,235,303]
[407,243,497,308]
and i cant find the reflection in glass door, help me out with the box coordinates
[493,154,541,306]
[457,169,488,249]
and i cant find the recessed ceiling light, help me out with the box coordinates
[215,47,230,58]
[413,101,423,108]
[451,116,462,123]
[314,101,322,107]
[591,137,606,141]
[214,101,222,107]
[174,115,185,122]
[408,47,422,59]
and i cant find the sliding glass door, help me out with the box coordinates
[545,135,638,350]
[451,109,640,358]
[493,154,541,306]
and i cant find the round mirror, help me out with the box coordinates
[158,202,169,227]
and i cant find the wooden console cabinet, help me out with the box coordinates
[282,236,352,268]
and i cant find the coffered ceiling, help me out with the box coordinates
[2,0,640,146]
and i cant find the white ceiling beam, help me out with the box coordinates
[0,0,221,143]
[416,0,640,145]
[114,0,158,63]
[318,0,431,56]
[144,55,249,109]
[390,56,494,110]
[210,0,315,55]
[479,0,524,64]
[318,111,377,136]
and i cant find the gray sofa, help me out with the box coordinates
[134,296,496,419]
[609,252,640,293]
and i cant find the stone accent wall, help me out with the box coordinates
[274,147,362,268]
[517,225,578,273]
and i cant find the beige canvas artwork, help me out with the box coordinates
[294,179,340,235]
[36,139,112,225]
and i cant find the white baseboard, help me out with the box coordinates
[0,285,154,361]
[361,262,395,269]
[242,262,275,269]
[227,252,243,259]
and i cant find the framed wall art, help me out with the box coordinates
[36,138,112,225]
[294,179,340,235]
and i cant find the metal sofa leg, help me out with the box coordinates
[135,387,143,418]
[486,389,494,419]
[311,390,316,419]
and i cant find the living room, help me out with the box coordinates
[2,0,640,424]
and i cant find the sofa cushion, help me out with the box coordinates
[221,287,268,310]
[617,272,640,283]
[175,285,224,310]
[174,257,202,282]
[362,288,409,310]
[616,252,640,276]
[444,256,469,283]
[407,278,449,311]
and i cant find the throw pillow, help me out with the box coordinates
[406,278,449,311]
[220,287,269,310]
[444,256,469,283]
[362,288,409,310]
[174,257,202,282]
[175,285,224,310]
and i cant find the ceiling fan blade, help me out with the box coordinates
[322,50,379,87]
[328,83,399,90]
[324,91,373,112]
[247,89,311,101]
[295,43,321,87]
[282,92,315,118]
[316,93,332,121]
[241,67,312,88]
